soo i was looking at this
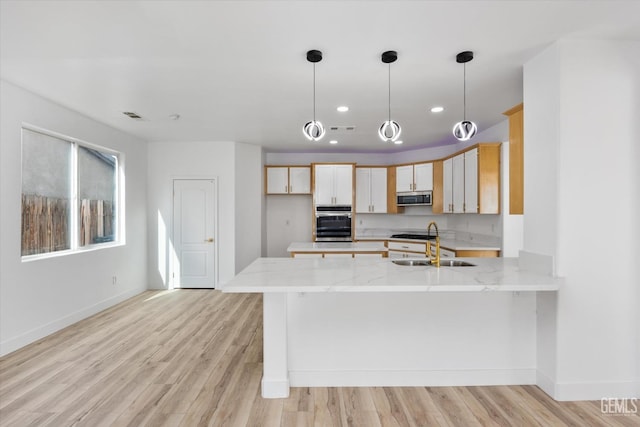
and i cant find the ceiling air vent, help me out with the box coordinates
[123,111,144,120]
[328,126,357,133]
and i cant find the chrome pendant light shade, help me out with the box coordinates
[453,51,477,141]
[302,50,325,141]
[379,50,401,142]
[452,120,477,141]
[378,120,401,141]
[303,120,325,141]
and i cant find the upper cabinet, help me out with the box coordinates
[434,143,500,214]
[503,103,524,214]
[396,163,433,192]
[265,166,311,195]
[356,167,387,213]
[314,164,353,206]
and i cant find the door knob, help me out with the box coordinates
[206,238,214,242]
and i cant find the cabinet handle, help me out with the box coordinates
[285,185,288,193]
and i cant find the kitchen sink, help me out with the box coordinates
[391,259,476,267]
[392,259,431,266]
[438,260,475,267]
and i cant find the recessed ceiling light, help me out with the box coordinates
[169,113,181,120]
[329,140,338,144]
[337,106,349,112]
[430,106,444,113]
[394,140,403,145]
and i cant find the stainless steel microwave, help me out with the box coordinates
[397,191,432,206]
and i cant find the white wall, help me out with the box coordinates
[524,40,639,400]
[234,142,264,272]
[147,141,235,288]
[0,80,148,356]
[266,196,313,257]
[147,140,263,287]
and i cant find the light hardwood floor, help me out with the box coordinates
[1,290,638,426]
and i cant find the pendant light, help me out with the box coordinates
[452,51,477,141]
[378,50,401,142]
[302,49,325,141]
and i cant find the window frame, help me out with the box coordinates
[20,123,124,261]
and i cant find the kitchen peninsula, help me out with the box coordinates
[222,256,560,398]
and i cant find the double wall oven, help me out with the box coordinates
[315,205,352,242]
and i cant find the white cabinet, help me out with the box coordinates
[266,167,288,194]
[387,240,427,259]
[442,153,467,213]
[356,167,387,213]
[439,144,500,214]
[464,148,478,213]
[265,166,311,194]
[396,163,433,192]
[414,163,433,192]
[396,165,414,193]
[443,158,453,213]
[452,154,465,213]
[314,164,353,206]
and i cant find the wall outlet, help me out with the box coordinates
[112,276,117,285]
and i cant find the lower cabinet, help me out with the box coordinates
[387,241,427,259]
[429,246,499,258]
[290,252,385,258]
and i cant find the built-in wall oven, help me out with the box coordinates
[315,205,352,241]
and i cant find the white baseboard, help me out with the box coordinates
[537,370,639,401]
[290,368,537,388]
[262,377,290,398]
[536,369,557,398]
[554,381,639,401]
[0,286,146,357]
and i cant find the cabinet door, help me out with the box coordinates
[314,165,334,205]
[414,163,433,192]
[355,168,371,213]
[289,167,310,194]
[334,165,353,205]
[266,167,288,194]
[464,148,478,213]
[396,165,414,192]
[370,168,387,213]
[443,158,453,213]
[452,154,465,213]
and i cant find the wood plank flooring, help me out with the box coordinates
[1,290,638,426]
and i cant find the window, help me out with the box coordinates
[21,126,120,258]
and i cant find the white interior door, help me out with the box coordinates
[173,179,217,288]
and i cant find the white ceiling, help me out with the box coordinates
[2,1,639,153]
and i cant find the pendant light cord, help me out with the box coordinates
[463,62,467,121]
[388,63,391,122]
[313,63,316,121]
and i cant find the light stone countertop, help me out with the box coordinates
[221,257,561,293]
[354,229,501,251]
[287,241,387,253]
[355,236,500,251]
